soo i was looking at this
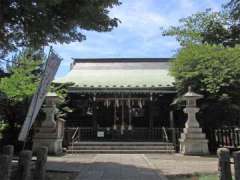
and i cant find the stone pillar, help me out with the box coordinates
[0,155,11,180]
[17,150,32,180]
[233,151,240,180]
[179,86,209,155]
[3,145,14,162]
[34,147,48,180]
[33,92,64,155]
[217,148,232,180]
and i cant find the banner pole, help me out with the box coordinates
[22,47,52,150]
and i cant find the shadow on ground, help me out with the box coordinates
[47,159,167,180]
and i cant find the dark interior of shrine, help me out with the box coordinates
[65,92,184,128]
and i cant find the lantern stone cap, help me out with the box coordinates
[182,86,203,99]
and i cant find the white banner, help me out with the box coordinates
[18,50,61,141]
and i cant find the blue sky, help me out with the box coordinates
[53,0,227,77]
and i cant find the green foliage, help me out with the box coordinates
[163,10,229,46]
[0,49,71,149]
[0,54,41,103]
[226,0,240,20]
[0,50,43,128]
[0,0,121,58]
[50,82,74,120]
[171,44,240,95]
[163,9,240,47]
[0,50,43,149]
[171,44,240,127]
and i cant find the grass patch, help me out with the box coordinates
[198,175,218,180]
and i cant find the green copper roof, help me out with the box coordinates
[54,60,175,90]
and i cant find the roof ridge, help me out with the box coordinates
[72,58,173,64]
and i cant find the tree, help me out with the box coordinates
[163,9,240,47]
[171,44,240,127]
[0,0,121,58]
[0,49,71,149]
[226,0,240,20]
[0,50,42,149]
[165,1,240,128]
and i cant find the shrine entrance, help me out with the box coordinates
[95,96,147,135]
[64,92,177,143]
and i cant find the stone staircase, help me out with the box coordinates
[67,141,175,153]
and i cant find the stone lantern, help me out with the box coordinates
[179,86,209,155]
[33,92,65,155]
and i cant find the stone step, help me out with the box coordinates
[67,145,175,150]
[67,141,175,154]
[70,141,173,146]
[66,149,175,154]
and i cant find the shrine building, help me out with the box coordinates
[55,58,183,143]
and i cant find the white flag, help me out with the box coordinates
[18,50,61,141]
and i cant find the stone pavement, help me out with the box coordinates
[47,154,167,180]
[75,154,167,180]
[47,154,218,179]
[146,154,218,176]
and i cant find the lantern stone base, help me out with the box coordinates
[33,138,63,155]
[179,127,209,155]
[32,126,64,155]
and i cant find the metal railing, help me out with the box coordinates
[71,127,80,154]
[64,127,185,152]
[162,126,169,142]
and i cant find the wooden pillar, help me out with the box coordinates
[148,100,154,139]
[148,101,154,129]
[121,100,125,135]
[92,95,97,134]
[128,99,132,130]
[170,110,176,146]
[113,99,117,130]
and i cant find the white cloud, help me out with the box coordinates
[54,0,225,77]
[110,0,168,40]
